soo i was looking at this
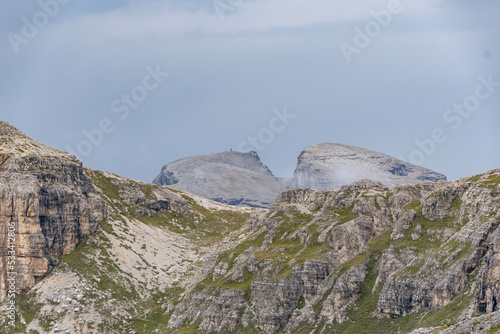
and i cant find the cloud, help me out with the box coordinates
[44,0,444,43]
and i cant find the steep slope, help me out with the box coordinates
[290,143,447,190]
[0,121,107,300]
[153,151,284,208]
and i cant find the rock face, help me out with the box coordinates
[290,143,447,190]
[0,121,107,299]
[167,171,500,334]
[153,151,284,208]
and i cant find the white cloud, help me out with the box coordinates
[49,0,441,43]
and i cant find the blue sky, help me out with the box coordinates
[1,0,499,182]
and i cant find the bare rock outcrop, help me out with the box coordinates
[321,262,369,323]
[290,143,447,190]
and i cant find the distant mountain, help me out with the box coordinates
[152,151,284,208]
[290,143,447,190]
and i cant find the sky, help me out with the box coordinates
[0,0,499,182]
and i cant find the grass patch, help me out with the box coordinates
[327,205,357,225]
[367,229,392,255]
[404,201,421,212]
[201,266,253,292]
[481,174,500,186]
[391,212,457,253]
[488,326,500,334]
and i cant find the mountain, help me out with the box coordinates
[0,121,107,300]
[1,121,500,334]
[290,143,447,190]
[168,174,500,334]
[152,151,284,208]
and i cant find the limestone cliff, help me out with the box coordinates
[0,121,107,299]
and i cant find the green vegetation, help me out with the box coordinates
[17,293,41,326]
[367,229,392,255]
[488,326,500,334]
[468,174,482,182]
[201,266,254,292]
[220,230,266,267]
[482,174,500,186]
[9,165,498,334]
[176,181,489,333]
[0,293,44,334]
[57,218,192,334]
[292,320,318,334]
[59,226,141,306]
[297,295,306,309]
[256,211,332,279]
[404,200,421,211]
[480,174,500,196]
[391,207,465,254]
[326,261,477,334]
[87,169,251,245]
[450,197,462,212]
[327,205,357,224]
[137,208,249,245]
[361,193,383,210]
[435,239,473,265]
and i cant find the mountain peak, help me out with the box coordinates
[153,150,283,208]
[0,121,69,157]
[291,142,447,190]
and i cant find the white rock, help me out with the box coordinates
[290,143,446,190]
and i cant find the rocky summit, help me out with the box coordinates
[1,121,500,334]
[153,151,284,208]
[290,143,447,190]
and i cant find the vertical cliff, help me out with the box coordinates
[0,121,107,299]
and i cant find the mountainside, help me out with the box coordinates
[0,121,107,300]
[290,143,447,190]
[153,151,284,208]
[1,121,500,334]
[167,173,500,333]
